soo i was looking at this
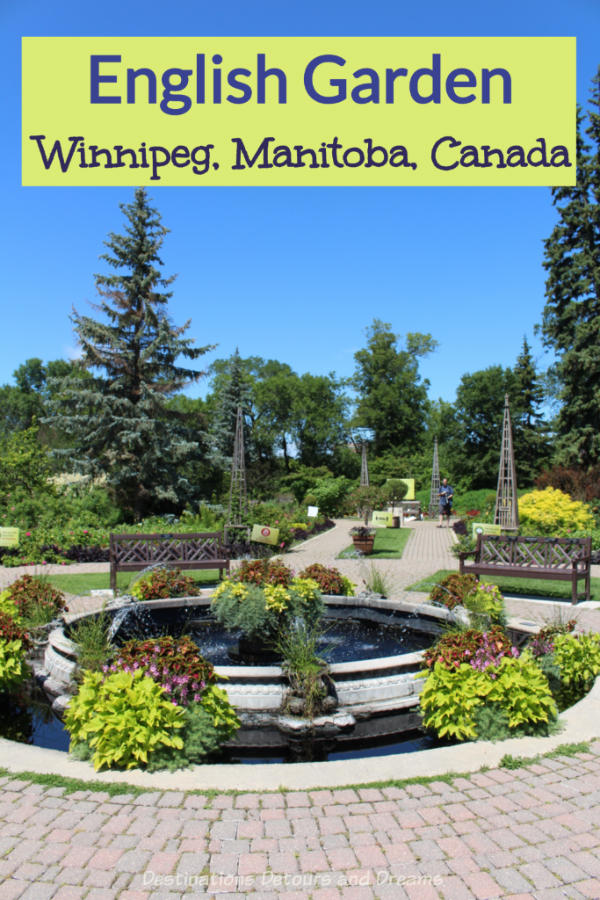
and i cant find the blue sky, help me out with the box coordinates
[2,0,599,405]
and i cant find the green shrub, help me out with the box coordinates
[146,688,240,771]
[64,669,185,770]
[304,476,352,517]
[519,487,594,535]
[130,567,200,601]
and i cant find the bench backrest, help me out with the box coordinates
[476,534,591,569]
[109,532,228,571]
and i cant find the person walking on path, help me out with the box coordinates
[438,477,454,527]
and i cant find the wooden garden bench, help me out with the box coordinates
[109,532,230,593]
[459,534,592,604]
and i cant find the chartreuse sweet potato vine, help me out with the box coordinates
[64,669,185,771]
[419,653,557,742]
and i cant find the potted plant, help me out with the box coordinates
[349,525,377,554]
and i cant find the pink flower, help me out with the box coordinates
[280,542,285,548]
[25,531,31,537]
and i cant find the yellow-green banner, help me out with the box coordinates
[251,524,280,546]
[472,522,502,536]
[372,510,393,527]
[22,36,575,186]
[0,528,19,547]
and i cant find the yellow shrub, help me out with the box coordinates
[518,487,594,534]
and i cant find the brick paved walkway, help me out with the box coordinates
[2,744,600,899]
[2,520,600,897]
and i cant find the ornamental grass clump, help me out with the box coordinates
[130,567,200,601]
[518,487,594,535]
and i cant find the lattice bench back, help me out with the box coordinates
[459,534,592,603]
[109,532,230,592]
[477,535,591,569]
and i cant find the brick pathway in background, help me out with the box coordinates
[2,743,600,898]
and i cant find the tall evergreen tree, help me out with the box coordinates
[47,188,214,518]
[540,70,600,467]
[210,348,253,461]
[511,336,552,484]
[353,320,436,456]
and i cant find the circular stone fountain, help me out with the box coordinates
[40,594,532,760]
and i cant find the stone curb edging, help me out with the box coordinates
[1,678,598,793]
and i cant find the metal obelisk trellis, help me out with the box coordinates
[494,394,519,531]
[227,405,248,527]
[429,438,441,517]
[360,442,370,486]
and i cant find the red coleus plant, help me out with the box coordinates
[298,563,348,596]
[131,568,200,600]
[423,626,516,671]
[107,636,215,707]
[233,558,293,587]
[5,574,67,619]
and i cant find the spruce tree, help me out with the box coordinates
[540,70,600,467]
[210,348,252,462]
[511,336,552,484]
[47,188,214,519]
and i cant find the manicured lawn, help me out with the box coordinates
[407,568,600,604]
[338,527,412,560]
[43,569,222,595]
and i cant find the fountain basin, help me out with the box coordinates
[42,595,450,719]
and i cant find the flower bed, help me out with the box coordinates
[419,581,600,743]
[64,635,240,771]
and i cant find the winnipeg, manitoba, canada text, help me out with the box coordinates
[27,134,572,182]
